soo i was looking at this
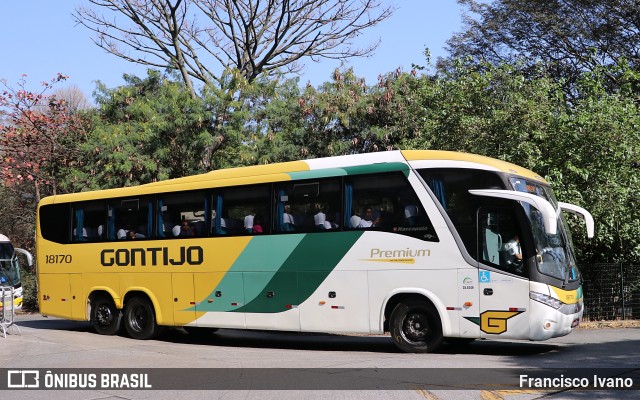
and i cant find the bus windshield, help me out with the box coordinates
[0,242,20,287]
[510,178,580,283]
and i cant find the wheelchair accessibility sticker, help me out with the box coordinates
[479,270,491,283]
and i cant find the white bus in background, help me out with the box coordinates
[0,234,34,309]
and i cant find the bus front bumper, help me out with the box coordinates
[529,298,584,341]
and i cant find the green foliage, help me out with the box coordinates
[3,57,638,266]
[397,60,640,263]
[0,187,35,251]
[402,62,556,171]
[72,71,215,189]
[445,0,640,93]
[540,65,640,262]
[20,267,38,311]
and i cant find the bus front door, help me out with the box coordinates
[477,207,530,340]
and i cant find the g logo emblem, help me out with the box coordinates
[480,310,523,334]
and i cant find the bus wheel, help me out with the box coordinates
[184,326,219,337]
[123,296,159,340]
[91,295,121,335]
[390,300,443,353]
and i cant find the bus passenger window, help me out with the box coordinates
[108,197,153,241]
[157,191,207,239]
[345,172,438,241]
[39,204,71,244]
[274,179,341,234]
[71,201,106,243]
[212,185,270,236]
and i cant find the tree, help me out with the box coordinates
[53,84,93,112]
[74,71,216,189]
[397,61,555,171]
[540,65,640,263]
[443,0,640,91]
[1,74,89,202]
[247,68,415,164]
[74,0,394,97]
[396,60,640,263]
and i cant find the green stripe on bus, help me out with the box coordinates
[287,168,348,180]
[231,234,305,273]
[235,231,363,313]
[193,235,305,312]
[286,162,409,181]
[341,162,409,177]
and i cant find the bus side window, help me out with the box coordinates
[345,172,439,241]
[39,204,71,244]
[478,208,527,276]
[274,179,341,233]
[108,198,152,241]
[158,191,207,239]
[72,201,106,243]
[213,185,270,236]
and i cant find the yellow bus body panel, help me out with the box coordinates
[37,236,252,324]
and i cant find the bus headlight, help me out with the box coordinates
[530,291,563,309]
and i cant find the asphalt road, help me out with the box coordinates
[1,313,638,400]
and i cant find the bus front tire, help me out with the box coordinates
[123,296,160,340]
[91,295,121,336]
[390,300,443,353]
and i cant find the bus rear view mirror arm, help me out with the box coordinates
[468,189,558,236]
[557,202,595,239]
[15,248,34,267]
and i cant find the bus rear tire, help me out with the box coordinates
[91,294,121,336]
[390,300,443,353]
[123,296,160,340]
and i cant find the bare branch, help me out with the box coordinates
[75,0,394,87]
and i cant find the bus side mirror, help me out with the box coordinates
[15,248,34,270]
[557,202,595,239]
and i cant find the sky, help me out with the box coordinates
[0,1,464,101]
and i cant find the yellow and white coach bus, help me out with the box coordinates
[36,150,593,352]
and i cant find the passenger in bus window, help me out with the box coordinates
[252,215,264,234]
[244,214,255,233]
[127,228,145,240]
[404,205,419,226]
[74,227,88,241]
[314,204,326,229]
[358,208,380,228]
[219,212,229,234]
[117,228,128,240]
[179,220,195,237]
[127,230,136,240]
[282,205,296,231]
[323,212,339,230]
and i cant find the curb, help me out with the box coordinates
[578,320,640,329]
